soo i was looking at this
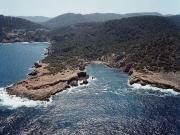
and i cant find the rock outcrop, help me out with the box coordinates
[28,70,38,76]
[34,62,42,68]
[96,53,180,92]
[100,53,180,92]
[129,70,180,91]
[7,62,89,101]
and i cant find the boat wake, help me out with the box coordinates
[0,87,52,109]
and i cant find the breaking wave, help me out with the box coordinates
[66,76,97,94]
[129,83,179,96]
[0,87,52,109]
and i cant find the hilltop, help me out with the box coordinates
[42,12,162,29]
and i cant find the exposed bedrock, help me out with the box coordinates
[129,70,180,92]
[7,63,90,101]
[100,53,180,92]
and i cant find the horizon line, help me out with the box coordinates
[1,11,179,18]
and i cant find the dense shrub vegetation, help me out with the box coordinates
[1,14,180,73]
[45,16,180,72]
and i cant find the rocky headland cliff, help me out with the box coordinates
[7,62,89,101]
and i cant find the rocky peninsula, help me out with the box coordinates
[7,62,89,101]
[6,53,180,101]
[6,59,180,101]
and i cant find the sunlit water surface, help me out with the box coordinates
[0,44,180,134]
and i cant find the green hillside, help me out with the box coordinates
[44,16,180,72]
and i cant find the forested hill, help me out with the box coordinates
[43,12,162,29]
[45,16,180,72]
[1,14,179,73]
[0,15,44,32]
[168,15,180,28]
[0,15,47,42]
[18,16,50,23]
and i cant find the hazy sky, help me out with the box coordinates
[0,0,180,17]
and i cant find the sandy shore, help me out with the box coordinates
[7,62,89,101]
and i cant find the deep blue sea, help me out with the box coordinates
[0,43,180,135]
[0,42,48,87]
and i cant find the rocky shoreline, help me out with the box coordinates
[129,70,180,92]
[7,62,89,101]
[6,58,180,101]
[99,53,180,92]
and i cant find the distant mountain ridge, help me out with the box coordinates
[18,16,50,23]
[43,12,162,28]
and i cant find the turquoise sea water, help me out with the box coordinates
[0,43,180,134]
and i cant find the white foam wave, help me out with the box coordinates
[1,43,12,45]
[129,83,179,95]
[28,67,35,71]
[66,76,96,94]
[87,76,97,84]
[0,87,52,109]
[21,42,30,44]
